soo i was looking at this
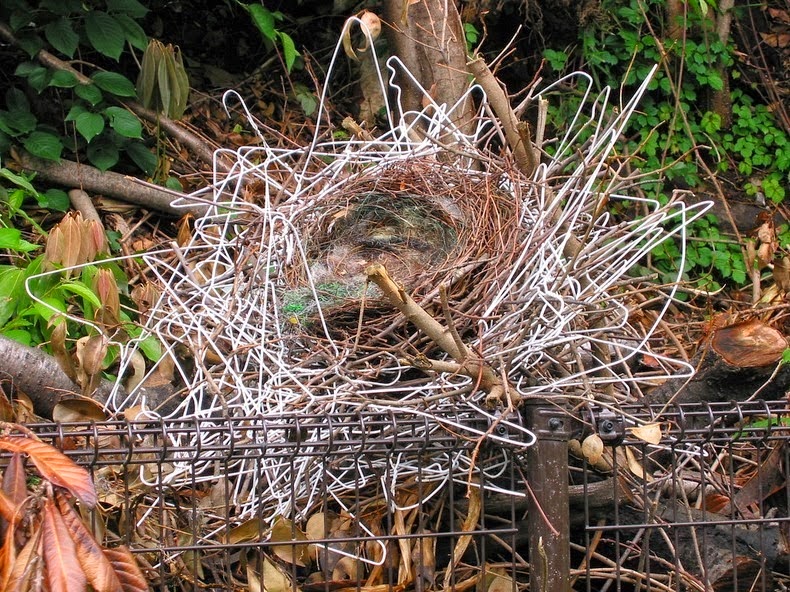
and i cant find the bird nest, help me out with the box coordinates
[281,157,520,341]
[93,56,710,529]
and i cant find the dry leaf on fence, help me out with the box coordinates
[271,517,310,567]
[0,436,96,508]
[5,522,42,590]
[581,434,604,464]
[628,423,662,445]
[228,518,263,544]
[2,452,27,514]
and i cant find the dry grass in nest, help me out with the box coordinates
[280,157,524,342]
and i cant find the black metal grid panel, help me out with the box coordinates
[20,410,528,592]
[580,399,790,592]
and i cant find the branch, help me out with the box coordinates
[16,151,208,217]
[0,20,231,174]
[366,264,516,406]
[0,335,116,419]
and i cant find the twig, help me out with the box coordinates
[366,263,512,406]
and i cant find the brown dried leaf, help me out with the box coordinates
[102,546,148,592]
[53,397,108,424]
[0,436,96,508]
[3,452,27,509]
[271,517,309,566]
[581,434,604,464]
[55,493,123,592]
[227,518,263,544]
[0,516,17,589]
[176,214,193,247]
[773,256,790,292]
[123,351,147,393]
[262,555,294,592]
[628,423,662,445]
[355,10,381,52]
[486,567,514,592]
[443,481,480,588]
[42,497,87,592]
[75,335,108,396]
[624,447,651,481]
[4,522,42,592]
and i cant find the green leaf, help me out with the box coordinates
[6,87,29,113]
[1,329,33,346]
[138,334,162,362]
[65,104,87,122]
[0,110,36,135]
[75,111,106,142]
[106,0,150,18]
[23,131,63,160]
[16,32,45,58]
[104,106,142,138]
[39,188,70,211]
[92,72,137,97]
[114,13,149,51]
[74,83,103,106]
[0,267,26,327]
[44,17,79,58]
[165,176,183,191]
[60,280,103,307]
[49,70,79,88]
[248,4,277,41]
[86,137,119,171]
[34,295,67,323]
[0,167,37,194]
[0,229,39,253]
[85,11,126,60]
[279,32,298,73]
[15,63,51,93]
[125,141,157,175]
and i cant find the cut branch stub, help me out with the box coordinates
[365,263,517,407]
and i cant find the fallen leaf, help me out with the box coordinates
[228,518,263,544]
[53,397,108,423]
[271,517,310,567]
[581,434,604,464]
[624,447,651,481]
[628,423,662,445]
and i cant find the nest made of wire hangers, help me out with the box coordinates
[280,157,524,339]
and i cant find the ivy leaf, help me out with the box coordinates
[85,11,126,60]
[92,72,136,97]
[74,83,103,106]
[49,70,79,88]
[114,13,149,51]
[75,111,105,142]
[104,106,142,138]
[44,17,79,58]
[24,131,63,160]
[87,137,119,171]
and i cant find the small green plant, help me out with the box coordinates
[0,0,155,173]
[542,0,789,289]
[239,2,300,73]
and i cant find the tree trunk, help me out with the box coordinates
[382,0,475,138]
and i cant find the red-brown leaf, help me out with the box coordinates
[0,517,18,590]
[2,452,27,507]
[56,492,123,592]
[42,497,86,592]
[0,436,96,508]
[103,546,148,592]
[4,522,43,592]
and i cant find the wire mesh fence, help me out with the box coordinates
[8,398,786,591]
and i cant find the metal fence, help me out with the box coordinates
[12,398,790,591]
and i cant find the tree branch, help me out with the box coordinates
[16,151,208,217]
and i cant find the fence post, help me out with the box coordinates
[524,401,572,592]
